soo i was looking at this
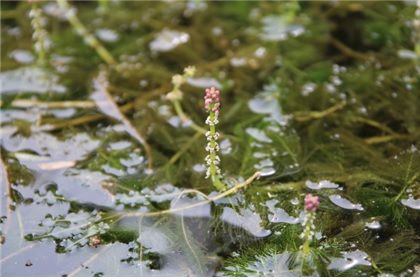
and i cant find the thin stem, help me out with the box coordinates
[123,171,261,218]
[364,134,411,145]
[56,0,116,66]
[12,99,96,109]
[173,100,206,134]
[39,85,165,131]
[294,101,346,122]
[301,211,315,256]
[92,71,153,169]
[29,3,49,66]
[164,131,202,167]
[207,111,227,191]
[330,37,371,61]
[393,151,416,202]
[370,257,383,275]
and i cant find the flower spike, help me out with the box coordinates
[203,87,226,191]
[301,194,320,255]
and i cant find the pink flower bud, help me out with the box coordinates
[304,194,320,212]
[204,87,221,113]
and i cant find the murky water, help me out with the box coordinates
[1,1,419,277]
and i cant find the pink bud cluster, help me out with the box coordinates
[304,194,320,212]
[204,87,221,113]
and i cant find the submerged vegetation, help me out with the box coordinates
[1,0,419,277]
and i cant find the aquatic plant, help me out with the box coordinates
[1,1,419,277]
[295,193,320,275]
[300,194,320,255]
[166,66,206,134]
[415,0,420,70]
[29,1,50,65]
[203,87,227,191]
[56,0,116,65]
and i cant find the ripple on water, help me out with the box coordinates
[244,252,299,276]
[230,57,247,67]
[220,138,232,155]
[248,84,287,126]
[329,195,364,211]
[259,167,276,177]
[401,196,420,210]
[260,15,305,42]
[221,207,271,238]
[2,132,99,164]
[327,250,371,272]
[54,169,116,208]
[245,128,272,143]
[9,49,34,64]
[1,109,41,123]
[266,199,300,224]
[102,164,125,177]
[397,49,417,60]
[109,141,132,151]
[49,108,76,119]
[149,29,190,52]
[254,158,276,177]
[306,180,339,190]
[192,163,206,173]
[116,184,181,208]
[0,66,66,95]
[365,220,381,230]
[170,195,211,217]
[120,153,144,168]
[96,29,119,42]
[187,77,222,88]
[116,190,148,207]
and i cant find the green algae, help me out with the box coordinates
[1,0,419,277]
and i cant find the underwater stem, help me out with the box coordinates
[165,131,202,166]
[209,111,225,190]
[173,100,206,134]
[123,171,261,218]
[301,211,316,256]
[29,3,49,66]
[56,0,116,65]
[203,87,227,191]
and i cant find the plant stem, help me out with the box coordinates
[56,0,116,66]
[207,111,227,191]
[29,3,49,66]
[173,100,206,134]
[123,171,261,218]
[301,211,315,256]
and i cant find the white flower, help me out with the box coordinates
[166,89,183,101]
[183,66,196,77]
[171,74,184,86]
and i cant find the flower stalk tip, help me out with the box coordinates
[204,87,226,191]
[204,87,221,113]
[166,66,196,101]
[301,194,320,255]
[304,193,320,212]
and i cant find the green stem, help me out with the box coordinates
[301,211,315,256]
[30,3,48,66]
[56,0,116,65]
[207,111,227,191]
[370,258,383,275]
[97,0,109,12]
[393,151,415,203]
[173,100,206,134]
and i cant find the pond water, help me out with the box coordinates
[1,1,419,277]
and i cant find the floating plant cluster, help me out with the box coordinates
[1,0,419,277]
